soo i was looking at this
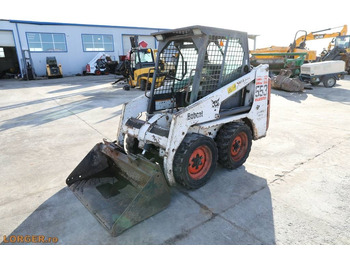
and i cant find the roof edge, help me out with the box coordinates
[8,19,166,31]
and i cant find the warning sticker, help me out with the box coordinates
[227,84,236,94]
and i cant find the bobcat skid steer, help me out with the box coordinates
[66,26,271,236]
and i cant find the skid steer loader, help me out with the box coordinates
[66,26,271,236]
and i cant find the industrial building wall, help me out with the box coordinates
[0,20,162,77]
[122,34,156,55]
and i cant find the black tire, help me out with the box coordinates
[216,122,252,169]
[311,81,320,86]
[147,82,152,90]
[140,79,146,91]
[123,85,130,91]
[322,76,336,88]
[173,133,218,189]
[124,135,141,155]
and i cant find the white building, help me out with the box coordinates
[0,19,164,77]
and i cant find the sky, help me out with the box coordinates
[1,0,349,55]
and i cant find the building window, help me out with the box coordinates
[0,47,5,58]
[26,33,67,52]
[82,34,114,52]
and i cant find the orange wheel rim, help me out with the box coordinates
[231,132,248,161]
[188,145,212,180]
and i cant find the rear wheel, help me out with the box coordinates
[216,122,252,169]
[140,79,146,91]
[322,76,336,88]
[173,134,218,189]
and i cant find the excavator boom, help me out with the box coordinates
[294,25,347,48]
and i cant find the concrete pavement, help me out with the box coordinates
[0,75,349,244]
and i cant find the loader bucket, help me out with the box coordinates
[271,69,304,92]
[66,141,171,236]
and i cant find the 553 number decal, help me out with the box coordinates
[255,84,268,101]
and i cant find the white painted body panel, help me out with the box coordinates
[117,64,270,186]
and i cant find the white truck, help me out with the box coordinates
[300,60,346,87]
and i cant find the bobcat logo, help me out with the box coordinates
[211,98,220,108]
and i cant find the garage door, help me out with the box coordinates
[122,35,156,55]
[0,31,15,47]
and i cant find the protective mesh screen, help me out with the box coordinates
[155,40,198,95]
[153,35,244,102]
[198,36,244,99]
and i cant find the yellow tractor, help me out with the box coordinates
[46,57,63,78]
[114,36,164,90]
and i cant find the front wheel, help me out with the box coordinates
[124,134,141,155]
[173,134,218,189]
[216,122,252,169]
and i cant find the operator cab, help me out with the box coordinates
[148,26,250,114]
[335,36,350,49]
[130,48,155,70]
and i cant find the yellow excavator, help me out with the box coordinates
[321,35,350,74]
[251,25,347,92]
[250,25,347,72]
